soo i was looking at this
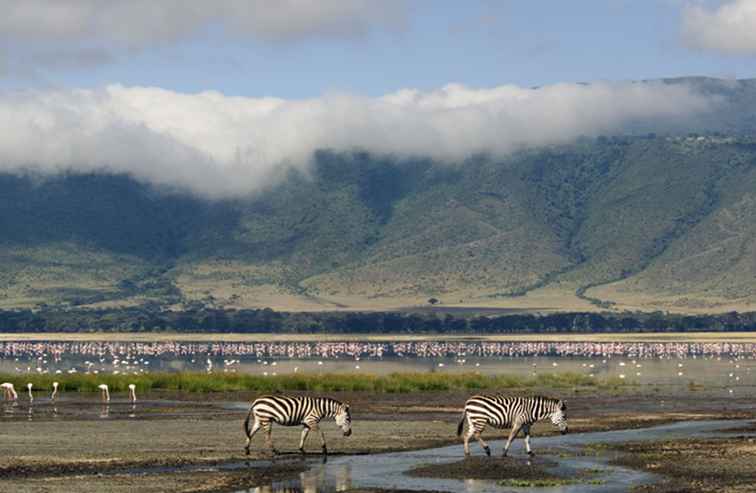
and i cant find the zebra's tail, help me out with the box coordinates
[457,409,467,437]
[243,407,253,438]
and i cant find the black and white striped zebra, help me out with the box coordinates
[243,395,352,456]
[457,394,568,457]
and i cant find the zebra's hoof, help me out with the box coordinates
[244,448,250,456]
[299,447,305,455]
[484,447,491,457]
[527,451,535,457]
[502,452,508,458]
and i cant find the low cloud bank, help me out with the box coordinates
[0,81,717,197]
[682,0,756,55]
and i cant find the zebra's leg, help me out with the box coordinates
[314,424,328,456]
[523,424,534,456]
[502,422,523,457]
[263,422,276,455]
[474,429,491,457]
[299,425,311,454]
[463,420,475,456]
[245,419,262,456]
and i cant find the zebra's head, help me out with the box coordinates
[335,403,352,437]
[550,400,568,434]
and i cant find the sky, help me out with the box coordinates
[1,0,756,196]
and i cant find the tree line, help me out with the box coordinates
[0,306,755,333]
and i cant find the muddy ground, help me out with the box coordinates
[1,386,754,492]
[608,434,756,493]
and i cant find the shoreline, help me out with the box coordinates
[3,331,756,343]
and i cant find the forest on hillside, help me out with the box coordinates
[0,306,754,334]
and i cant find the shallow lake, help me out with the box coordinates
[0,339,754,388]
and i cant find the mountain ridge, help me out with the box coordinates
[3,77,756,314]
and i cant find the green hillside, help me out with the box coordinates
[3,79,756,314]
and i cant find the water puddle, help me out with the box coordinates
[238,419,754,493]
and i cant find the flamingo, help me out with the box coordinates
[98,384,110,402]
[1,382,17,401]
[27,383,33,402]
[51,382,59,401]
[128,384,136,403]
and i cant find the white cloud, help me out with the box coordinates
[0,0,405,44]
[682,0,756,55]
[0,0,405,71]
[0,81,716,198]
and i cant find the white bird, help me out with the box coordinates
[51,382,59,401]
[27,383,33,402]
[128,384,137,403]
[98,384,110,402]
[1,382,18,401]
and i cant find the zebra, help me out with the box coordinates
[457,394,568,457]
[243,395,352,456]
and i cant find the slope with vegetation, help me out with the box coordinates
[2,78,756,314]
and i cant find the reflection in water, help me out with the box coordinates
[250,464,352,493]
[3,401,17,415]
[27,404,32,421]
[129,403,137,418]
[100,404,110,419]
[464,479,481,491]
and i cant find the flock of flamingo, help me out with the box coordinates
[1,381,136,403]
[2,340,755,363]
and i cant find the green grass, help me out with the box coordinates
[498,477,604,487]
[498,479,576,487]
[0,371,623,394]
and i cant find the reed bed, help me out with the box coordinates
[0,371,629,394]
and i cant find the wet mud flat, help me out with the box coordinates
[608,435,756,492]
[1,388,755,492]
[0,461,308,493]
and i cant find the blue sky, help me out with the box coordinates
[2,0,755,97]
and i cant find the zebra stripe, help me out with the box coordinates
[457,394,568,457]
[243,395,352,456]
